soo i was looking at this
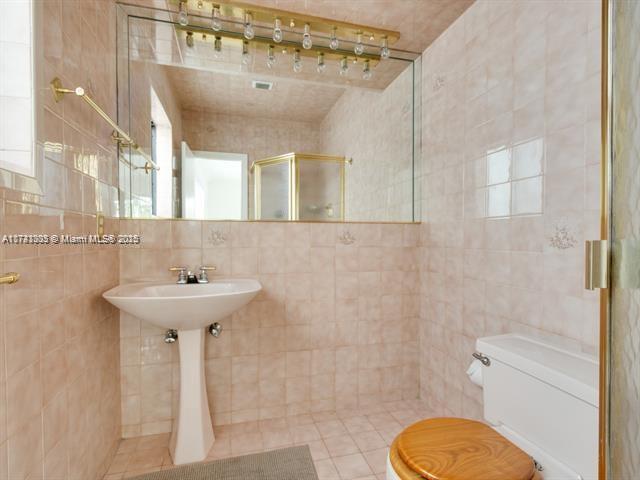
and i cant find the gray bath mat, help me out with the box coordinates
[128,445,319,480]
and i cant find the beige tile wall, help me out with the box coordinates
[320,65,416,222]
[417,0,602,418]
[0,0,123,478]
[118,220,419,437]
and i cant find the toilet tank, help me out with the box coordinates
[476,334,598,480]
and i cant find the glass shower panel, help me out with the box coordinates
[609,0,640,477]
[259,161,290,220]
[297,159,343,221]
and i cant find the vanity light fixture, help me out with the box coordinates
[186,31,195,47]
[197,0,203,8]
[267,44,276,68]
[329,27,339,50]
[354,31,364,55]
[380,35,390,59]
[316,52,326,73]
[362,59,372,80]
[178,0,189,26]
[273,17,283,43]
[339,56,348,76]
[211,4,222,31]
[241,40,251,64]
[243,11,255,40]
[302,23,313,49]
[293,49,302,72]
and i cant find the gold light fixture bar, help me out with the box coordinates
[171,0,401,45]
[177,25,382,64]
[50,77,159,174]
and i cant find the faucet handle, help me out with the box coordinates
[169,266,188,284]
[197,265,216,283]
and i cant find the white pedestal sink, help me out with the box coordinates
[103,279,262,465]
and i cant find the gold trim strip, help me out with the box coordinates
[599,0,611,478]
[0,272,20,285]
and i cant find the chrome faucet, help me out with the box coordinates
[197,266,216,283]
[169,266,189,284]
[170,266,216,284]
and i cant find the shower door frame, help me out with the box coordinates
[252,152,347,222]
[599,0,611,478]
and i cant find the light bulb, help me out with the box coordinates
[316,52,325,73]
[242,40,251,65]
[302,23,312,49]
[186,31,194,48]
[293,49,302,72]
[354,31,364,55]
[329,27,339,50]
[214,36,222,57]
[197,0,203,9]
[273,18,283,43]
[339,56,348,76]
[267,45,276,68]
[380,36,390,59]
[244,12,255,40]
[362,59,372,80]
[178,1,188,26]
[211,5,222,31]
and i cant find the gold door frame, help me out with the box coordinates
[252,152,347,221]
[599,0,611,478]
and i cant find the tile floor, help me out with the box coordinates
[104,400,432,480]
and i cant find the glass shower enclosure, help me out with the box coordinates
[252,152,347,221]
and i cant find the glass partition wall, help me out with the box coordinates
[253,153,346,221]
[115,3,421,222]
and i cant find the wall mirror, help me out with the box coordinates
[116,2,421,222]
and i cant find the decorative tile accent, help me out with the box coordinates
[207,229,227,246]
[337,231,356,245]
[432,74,445,91]
[548,224,578,250]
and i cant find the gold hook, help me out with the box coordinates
[0,272,20,285]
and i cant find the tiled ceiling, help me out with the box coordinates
[165,65,347,122]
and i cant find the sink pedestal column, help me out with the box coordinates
[169,328,214,465]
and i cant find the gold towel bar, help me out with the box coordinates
[0,272,20,285]
[49,77,159,174]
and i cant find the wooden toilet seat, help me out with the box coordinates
[389,417,540,480]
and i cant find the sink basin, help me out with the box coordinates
[103,278,261,466]
[103,279,262,330]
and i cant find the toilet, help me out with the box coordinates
[387,334,599,480]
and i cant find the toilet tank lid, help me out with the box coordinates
[476,334,598,407]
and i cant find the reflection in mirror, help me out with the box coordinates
[117,4,421,222]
